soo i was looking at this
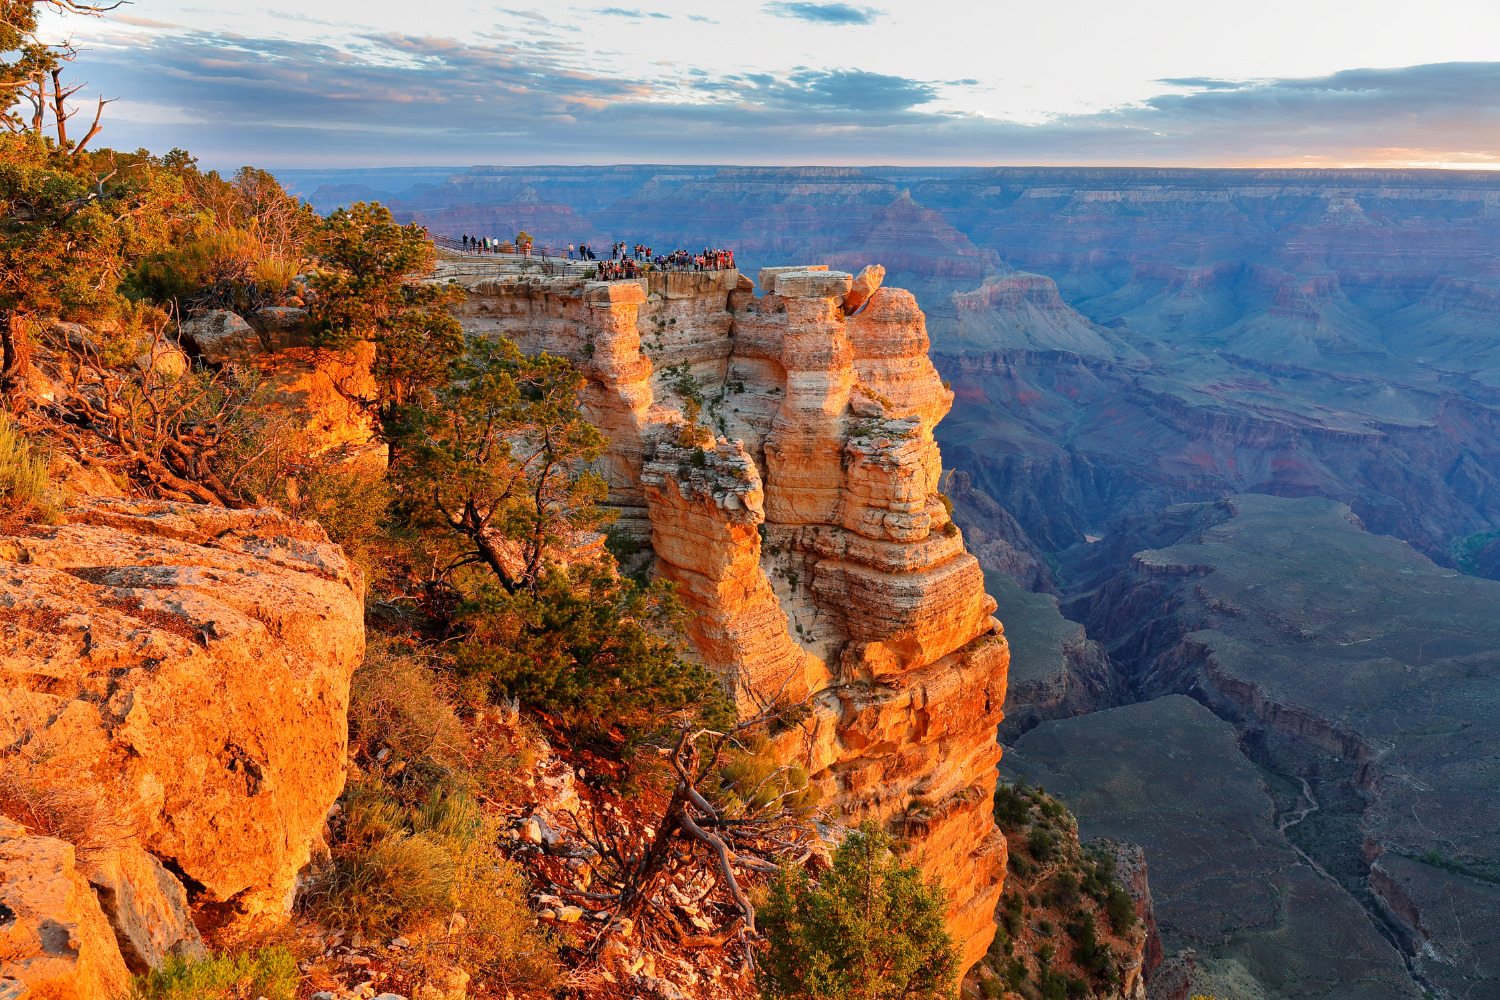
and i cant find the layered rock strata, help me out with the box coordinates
[0,499,365,955]
[450,263,1010,971]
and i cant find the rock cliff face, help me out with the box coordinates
[450,264,1010,971]
[0,498,365,990]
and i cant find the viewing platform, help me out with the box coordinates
[435,245,743,296]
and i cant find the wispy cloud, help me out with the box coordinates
[763,2,880,25]
[597,7,671,17]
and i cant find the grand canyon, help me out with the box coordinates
[6,147,1500,1000]
[272,164,1500,1000]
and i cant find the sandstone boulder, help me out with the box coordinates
[757,264,828,294]
[841,264,885,315]
[45,322,99,355]
[770,269,852,300]
[0,817,130,1000]
[0,499,364,924]
[132,345,190,380]
[178,311,262,364]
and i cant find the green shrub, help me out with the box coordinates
[453,563,730,741]
[1105,883,1137,931]
[1050,871,1079,910]
[131,946,298,1000]
[757,821,957,1000]
[1027,828,1057,863]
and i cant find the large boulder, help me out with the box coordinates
[178,311,263,364]
[246,307,310,350]
[0,499,365,924]
[841,264,885,315]
[0,817,130,1000]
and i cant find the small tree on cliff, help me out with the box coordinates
[309,201,463,462]
[758,822,958,1000]
[397,334,609,595]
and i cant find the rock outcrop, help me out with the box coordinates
[0,498,365,951]
[177,309,379,458]
[450,264,1010,971]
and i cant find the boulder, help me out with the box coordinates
[132,345,190,380]
[0,817,131,1000]
[841,264,885,315]
[769,269,852,300]
[246,307,310,350]
[757,264,828,294]
[0,498,365,925]
[45,322,99,355]
[178,311,263,364]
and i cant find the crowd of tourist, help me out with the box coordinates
[454,233,736,280]
[591,242,736,279]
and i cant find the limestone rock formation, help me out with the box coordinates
[0,499,365,927]
[450,263,1010,971]
[0,818,130,1000]
[178,310,263,365]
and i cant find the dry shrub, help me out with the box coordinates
[305,643,556,995]
[128,229,299,314]
[0,412,57,522]
[0,739,130,856]
[347,640,472,790]
[302,780,557,997]
[220,434,395,585]
[302,779,461,935]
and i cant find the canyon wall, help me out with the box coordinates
[450,264,1010,971]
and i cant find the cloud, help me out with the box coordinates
[110,14,182,29]
[763,2,880,25]
[742,68,936,112]
[70,30,1500,170]
[1156,77,1248,91]
[597,7,671,17]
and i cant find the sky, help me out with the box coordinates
[43,0,1500,169]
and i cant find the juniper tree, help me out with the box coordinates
[309,202,463,462]
[396,334,608,595]
[758,822,958,1000]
